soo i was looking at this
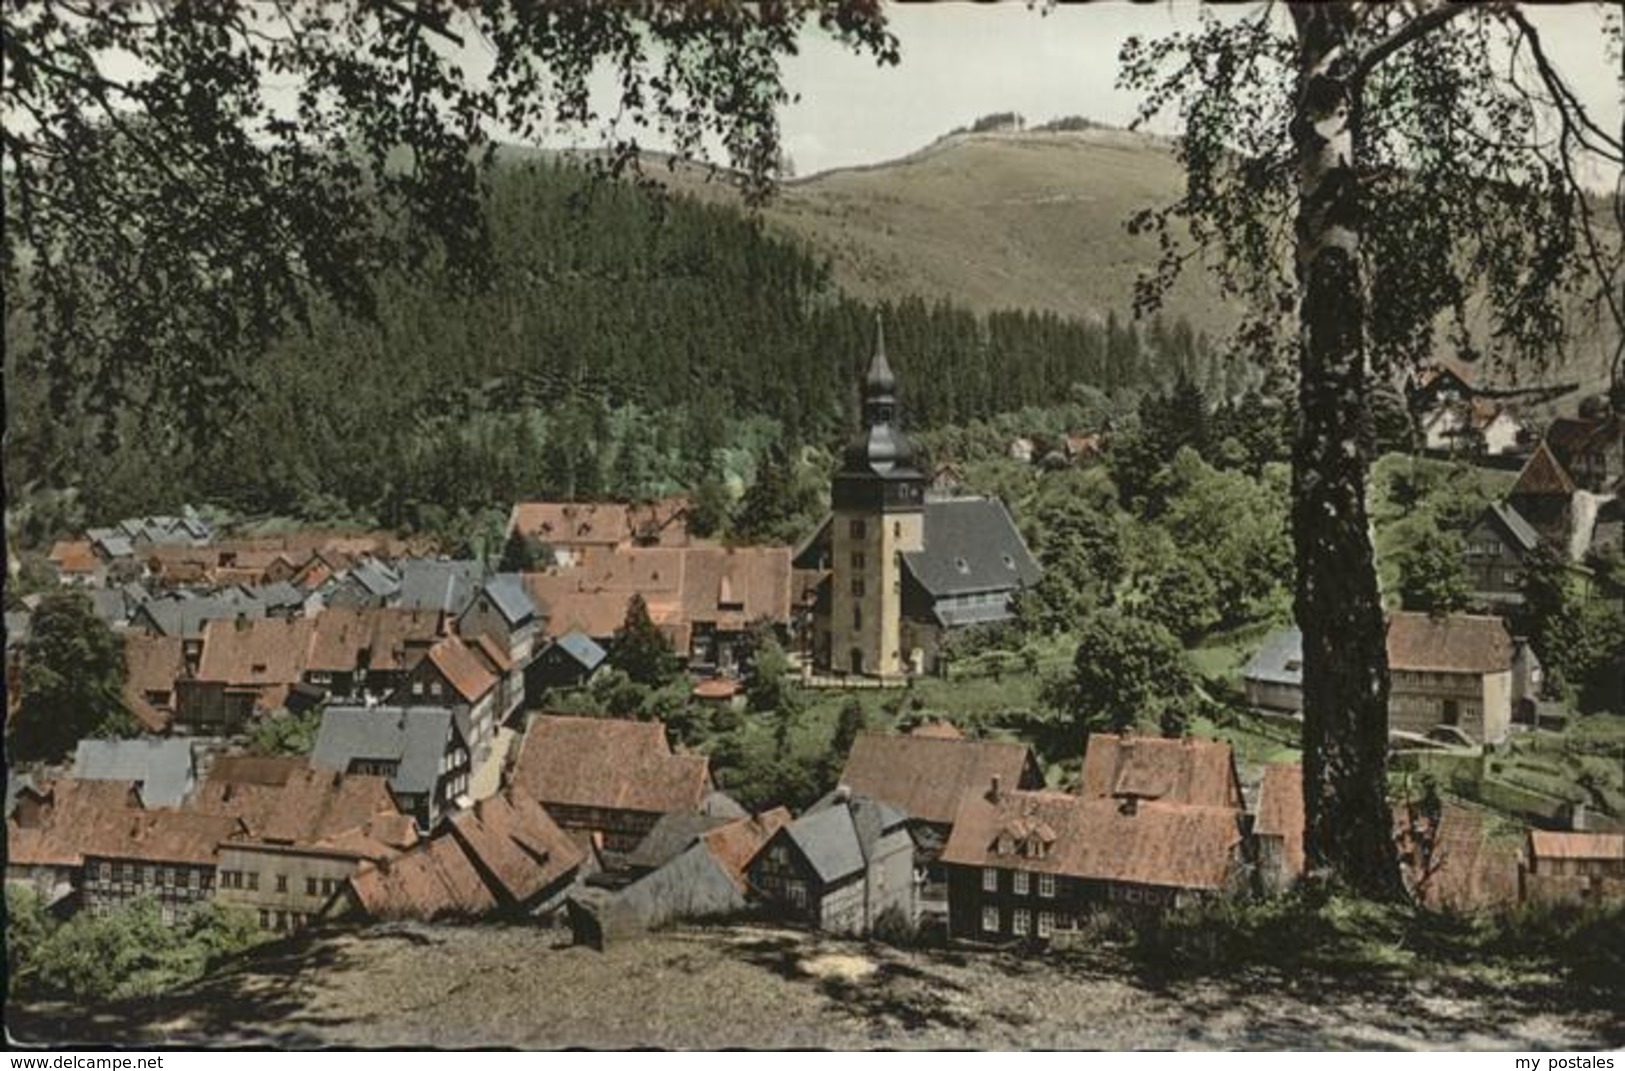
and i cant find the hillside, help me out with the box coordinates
[673,126,1619,400]
[677,127,1234,339]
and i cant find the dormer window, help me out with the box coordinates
[954,557,970,574]
[1003,554,1016,570]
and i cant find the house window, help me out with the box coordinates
[1013,909,1030,937]
[259,909,270,929]
[1038,873,1056,899]
[770,845,788,865]
[248,872,260,891]
[412,681,425,696]
[849,520,867,540]
[306,877,319,897]
[430,681,443,697]
[1013,871,1030,896]
[1037,911,1054,939]
[276,874,288,893]
[982,867,999,893]
[787,879,808,911]
[981,906,1000,934]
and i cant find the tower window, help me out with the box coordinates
[852,578,866,597]
[849,519,867,540]
[851,552,865,570]
[853,605,863,631]
[894,521,902,538]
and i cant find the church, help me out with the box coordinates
[794,324,1042,679]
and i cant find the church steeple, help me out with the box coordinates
[834,316,925,511]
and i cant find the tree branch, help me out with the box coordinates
[1350,2,1479,85]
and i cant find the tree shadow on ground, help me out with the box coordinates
[7,925,389,1048]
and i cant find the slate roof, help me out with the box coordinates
[1482,502,1542,555]
[901,497,1041,598]
[313,706,456,798]
[86,588,133,627]
[941,788,1243,892]
[1387,612,1514,673]
[346,558,403,599]
[781,793,909,884]
[397,559,484,615]
[73,738,197,807]
[478,573,539,626]
[1080,734,1242,810]
[513,715,711,816]
[838,728,1039,826]
[1243,628,1304,687]
[626,812,736,872]
[137,593,266,638]
[701,808,792,889]
[552,630,608,671]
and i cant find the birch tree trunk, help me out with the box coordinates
[1288,4,1405,899]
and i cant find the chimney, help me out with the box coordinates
[834,783,852,805]
[989,775,1002,803]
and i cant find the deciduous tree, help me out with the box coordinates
[1122,2,1623,897]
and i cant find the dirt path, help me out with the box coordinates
[11,922,1622,1050]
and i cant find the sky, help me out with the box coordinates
[761,3,1623,179]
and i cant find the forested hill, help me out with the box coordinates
[6,158,1212,546]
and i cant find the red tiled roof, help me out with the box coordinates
[1387,612,1514,674]
[207,755,307,787]
[839,729,1039,826]
[1401,802,1521,911]
[691,678,741,700]
[448,786,584,904]
[1254,763,1306,880]
[514,714,711,816]
[941,788,1244,891]
[509,502,635,548]
[122,634,186,733]
[425,635,499,703]
[349,835,497,919]
[85,808,247,866]
[195,617,317,687]
[1512,441,1578,498]
[701,807,791,890]
[1529,830,1625,863]
[1080,734,1242,810]
[7,780,145,868]
[48,540,100,574]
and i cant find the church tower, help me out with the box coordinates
[829,318,926,679]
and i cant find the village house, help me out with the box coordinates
[938,734,1247,944]
[1253,763,1305,895]
[176,616,318,731]
[130,591,266,641]
[1421,398,1526,458]
[313,705,472,831]
[302,605,444,704]
[507,502,639,568]
[570,804,790,944]
[72,737,201,808]
[47,539,106,587]
[511,714,712,853]
[202,764,418,933]
[325,558,403,610]
[343,786,583,922]
[940,785,1245,943]
[80,809,248,922]
[1241,628,1305,714]
[122,634,189,733]
[456,573,542,720]
[1462,502,1542,607]
[796,326,1042,679]
[1523,830,1625,905]
[1243,613,1538,744]
[1386,611,1537,744]
[393,558,480,614]
[6,779,145,907]
[836,723,1043,921]
[744,788,914,935]
[390,634,501,761]
[525,630,608,695]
